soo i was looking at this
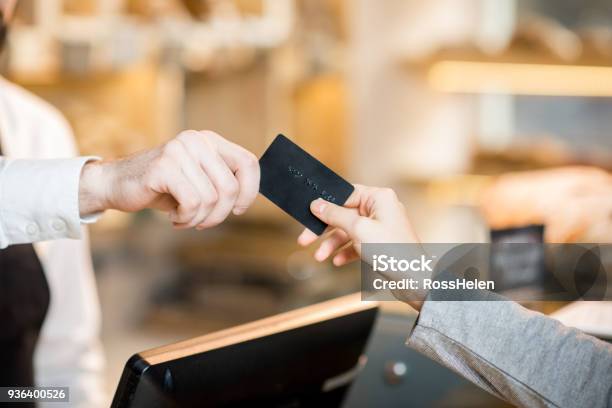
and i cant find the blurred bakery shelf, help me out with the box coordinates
[402,43,612,97]
[472,141,612,173]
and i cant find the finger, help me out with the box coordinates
[210,133,260,215]
[310,198,362,233]
[369,188,405,222]
[332,247,360,266]
[163,170,201,225]
[300,185,369,246]
[314,229,350,261]
[343,184,368,208]
[150,194,179,213]
[344,185,403,221]
[199,152,238,228]
[297,228,324,246]
[184,137,240,228]
[178,157,218,228]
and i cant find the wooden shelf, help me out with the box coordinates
[406,46,612,68]
[404,47,612,97]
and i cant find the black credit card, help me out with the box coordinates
[259,134,354,235]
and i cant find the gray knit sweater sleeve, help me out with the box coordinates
[406,294,612,407]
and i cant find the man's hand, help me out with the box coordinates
[297,185,424,309]
[79,130,260,230]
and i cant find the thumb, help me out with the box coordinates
[310,198,361,233]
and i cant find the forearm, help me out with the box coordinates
[407,293,612,408]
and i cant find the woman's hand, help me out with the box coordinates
[297,185,419,265]
[297,185,424,309]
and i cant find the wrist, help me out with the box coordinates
[79,160,113,216]
[407,300,424,312]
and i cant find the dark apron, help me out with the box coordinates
[0,141,50,403]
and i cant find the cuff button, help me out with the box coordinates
[26,223,40,236]
[52,219,67,232]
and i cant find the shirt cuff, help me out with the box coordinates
[405,289,497,346]
[405,298,443,348]
[0,156,101,248]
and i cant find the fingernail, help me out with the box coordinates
[233,207,246,216]
[315,248,326,261]
[311,199,326,214]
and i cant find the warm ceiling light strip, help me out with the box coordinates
[428,60,612,97]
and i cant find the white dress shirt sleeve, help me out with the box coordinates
[0,156,100,248]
